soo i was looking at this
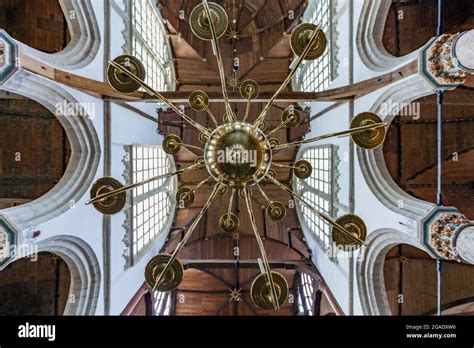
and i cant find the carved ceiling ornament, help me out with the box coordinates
[0,30,20,86]
[422,207,474,265]
[420,30,474,90]
[0,216,19,270]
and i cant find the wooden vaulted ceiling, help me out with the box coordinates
[0,0,70,53]
[156,0,316,315]
[383,0,473,57]
[0,252,71,315]
[383,88,474,219]
[158,0,306,92]
[0,97,71,209]
[384,244,474,315]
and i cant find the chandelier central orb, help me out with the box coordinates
[204,122,272,188]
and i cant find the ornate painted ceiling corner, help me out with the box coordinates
[0,29,20,86]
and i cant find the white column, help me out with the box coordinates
[453,30,474,74]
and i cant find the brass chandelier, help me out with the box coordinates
[85,1,386,311]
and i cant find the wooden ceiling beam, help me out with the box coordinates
[131,90,355,103]
[239,0,269,30]
[20,52,418,104]
[464,74,474,87]
[314,60,418,100]
[125,56,415,102]
[182,259,313,270]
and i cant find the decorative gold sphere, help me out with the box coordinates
[189,90,209,111]
[144,254,184,292]
[90,177,126,215]
[294,160,313,180]
[350,112,386,150]
[176,187,194,208]
[194,157,206,169]
[238,187,252,199]
[190,2,229,41]
[290,23,327,60]
[199,132,209,144]
[266,201,287,221]
[269,138,280,150]
[240,80,260,100]
[251,271,289,310]
[332,214,367,250]
[219,213,240,234]
[107,55,145,93]
[257,120,267,132]
[217,185,228,195]
[282,108,301,128]
[266,169,277,181]
[163,135,182,155]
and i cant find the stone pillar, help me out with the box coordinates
[452,30,474,74]
[452,224,474,265]
[421,207,474,265]
[419,30,474,90]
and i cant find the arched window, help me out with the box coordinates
[130,0,175,91]
[123,145,177,266]
[295,145,339,248]
[154,291,173,316]
[293,0,337,92]
[295,273,316,316]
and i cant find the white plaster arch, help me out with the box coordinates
[357,74,436,224]
[16,0,100,70]
[356,0,417,72]
[32,235,101,315]
[0,70,101,230]
[356,228,426,315]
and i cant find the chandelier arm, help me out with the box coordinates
[266,116,295,138]
[256,182,275,210]
[180,176,212,201]
[180,143,205,152]
[254,26,322,128]
[226,188,236,225]
[85,163,201,205]
[152,183,222,292]
[202,0,235,122]
[204,106,219,128]
[272,162,300,170]
[275,122,387,150]
[108,60,210,136]
[243,188,280,310]
[265,175,367,246]
[223,112,234,124]
[243,96,252,122]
